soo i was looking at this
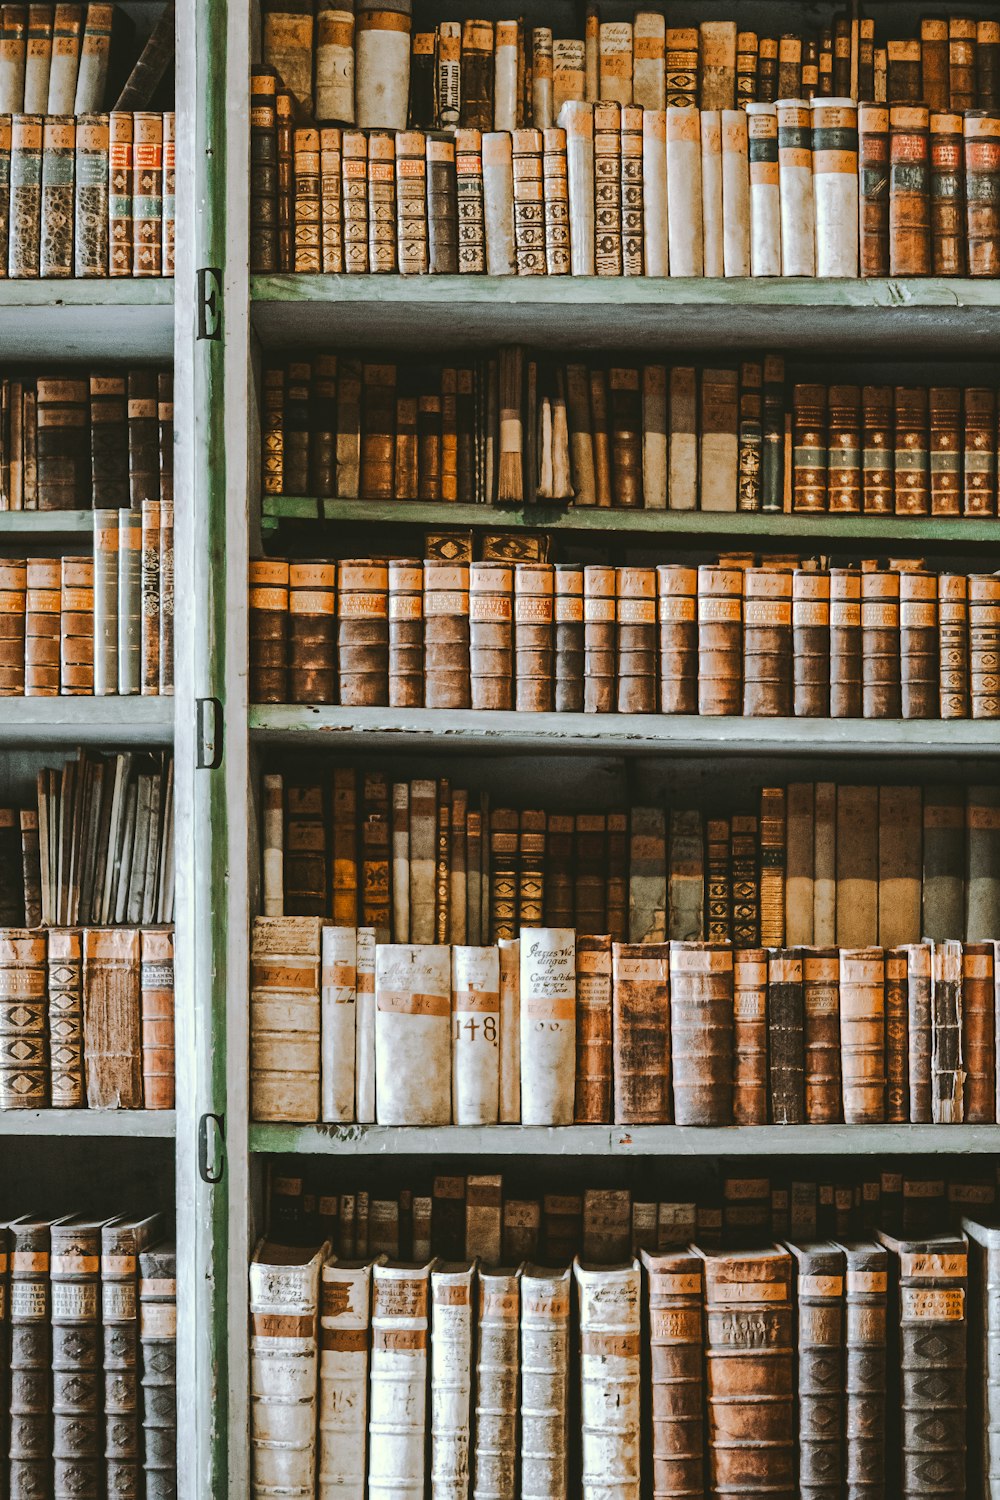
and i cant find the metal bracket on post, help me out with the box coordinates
[198,1113,226,1184]
[196,267,223,340]
[196,697,224,769]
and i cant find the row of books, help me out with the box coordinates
[266,1161,1000,1253]
[0,523,173,696]
[249,555,1000,720]
[252,98,1000,279]
[259,6,1000,127]
[0,923,173,1108]
[262,773,1000,950]
[250,1226,989,1500]
[0,368,173,512]
[262,353,1000,518]
[250,921,999,1128]
[0,1212,176,1500]
[0,2,174,116]
[0,109,175,277]
[0,750,176,929]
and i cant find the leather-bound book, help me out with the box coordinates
[928,386,961,516]
[583,565,615,714]
[0,928,47,1107]
[893,386,929,516]
[489,806,517,942]
[802,946,841,1123]
[759,785,785,947]
[642,1247,703,1499]
[860,569,900,719]
[612,941,671,1123]
[337,558,388,707]
[542,125,570,275]
[699,1246,795,1499]
[138,1241,175,1500]
[108,108,133,275]
[341,130,368,273]
[888,106,931,275]
[60,554,93,694]
[544,815,573,931]
[980,22,1000,107]
[962,389,996,518]
[454,127,485,274]
[885,946,909,1123]
[929,112,966,275]
[899,571,937,720]
[47,927,83,1106]
[887,39,921,103]
[792,382,826,513]
[132,110,163,277]
[128,368,158,506]
[736,360,763,511]
[387,558,422,709]
[10,1214,59,1500]
[919,19,950,110]
[838,946,885,1125]
[90,373,128,505]
[965,113,1000,277]
[949,18,977,109]
[837,1239,888,1500]
[36,374,88,504]
[669,940,733,1125]
[426,131,458,273]
[82,926,141,1107]
[423,559,469,710]
[288,561,336,705]
[969,574,1000,720]
[736,30,757,107]
[861,384,893,514]
[51,1214,106,1500]
[665,29,697,107]
[656,565,697,715]
[39,113,73,277]
[697,565,742,716]
[905,941,933,1122]
[0,557,26,696]
[249,68,278,272]
[792,568,830,718]
[963,941,995,1122]
[932,937,963,1122]
[877,1228,967,1498]
[742,566,792,716]
[938,576,970,720]
[102,1211,164,1500]
[366,130,395,273]
[469,560,512,712]
[140,925,173,1108]
[620,105,644,275]
[9,112,42,278]
[811,98,858,277]
[609,366,641,507]
[138,499,159,694]
[733,948,768,1124]
[319,127,343,273]
[706,816,731,943]
[628,806,666,943]
[360,361,395,498]
[788,1241,844,1500]
[858,103,889,275]
[575,932,612,1123]
[276,89,295,270]
[518,808,544,930]
[282,361,310,497]
[514,561,553,713]
[768,948,805,1124]
[615,565,655,713]
[829,568,861,718]
[248,559,288,704]
[827,385,861,513]
[669,808,704,942]
[731,814,760,948]
[360,773,390,936]
[284,782,325,918]
[594,100,623,274]
[24,557,60,694]
[699,367,738,510]
[474,1266,520,1498]
[553,562,583,713]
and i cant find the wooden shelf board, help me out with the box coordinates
[0,281,174,360]
[251,275,1000,353]
[0,697,174,746]
[262,496,1000,547]
[0,1109,176,1137]
[0,510,93,535]
[249,705,999,758]
[250,1121,1000,1157]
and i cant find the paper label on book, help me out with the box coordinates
[52,1282,98,1319]
[650,1271,700,1295]
[901,1287,964,1320]
[650,1307,700,1340]
[713,1280,786,1302]
[903,1180,944,1198]
[481,1288,518,1321]
[434,1282,471,1306]
[141,1303,177,1338]
[13,1251,47,1272]
[103,1283,137,1320]
[12,1283,47,1317]
[900,1252,966,1278]
[847,1270,887,1293]
[799,1274,843,1297]
[523,1288,570,1319]
[377,989,450,1017]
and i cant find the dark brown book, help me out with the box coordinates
[469,560,512,711]
[9,1215,59,1500]
[82,925,142,1108]
[969,573,1000,720]
[459,19,493,129]
[963,940,995,1122]
[838,1239,888,1500]
[387,557,423,710]
[275,89,294,271]
[697,565,742,716]
[642,1247,704,1500]
[51,1215,106,1500]
[37,377,89,510]
[938,574,970,718]
[608,366,641,508]
[885,946,910,1123]
[877,1228,967,1498]
[361,772,391,936]
[102,1212,166,1500]
[615,565,656,714]
[699,1246,795,1499]
[337,558,388,707]
[929,111,967,275]
[802,946,841,1124]
[788,1240,844,1500]
[89,373,128,505]
[928,386,961,517]
[705,817,730,945]
[248,558,289,704]
[932,937,963,1122]
[668,940,733,1125]
[900,570,938,720]
[139,1241,177,1500]
[47,927,83,1107]
[792,568,830,718]
[423,559,470,710]
[284,782,326,917]
[742,566,792,717]
[553,562,583,713]
[0,929,48,1108]
[860,569,901,719]
[792,383,827,513]
[656,565,697,715]
[861,385,894,515]
[114,0,175,110]
[140,925,174,1109]
[767,948,805,1125]
[858,103,890,277]
[513,561,553,713]
[733,948,768,1124]
[905,941,933,1123]
[889,105,931,276]
[127,370,158,509]
[827,384,861,514]
[950,19,977,109]
[611,941,671,1124]
[893,386,929,516]
[575,932,612,1124]
[426,131,458,273]
[288,560,335,704]
[432,1175,466,1260]
[583,564,615,714]
[965,112,1000,278]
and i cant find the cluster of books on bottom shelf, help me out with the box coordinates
[0,1212,176,1500]
[251,1216,996,1500]
[251,921,1000,1129]
[0,923,173,1109]
[263,772,1000,950]
[0,751,175,930]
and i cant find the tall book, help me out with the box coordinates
[668,940,733,1125]
[318,1255,373,1500]
[9,1214,61,1500]
[642,1247,704,1500]
[374,942,450,1124]
[430,1261,475,1499]
[369,1261,432,1500]
[250,1240,326,1500]
[51,1214,107,1500]
[475,1266,520,1500]
[612,941,670,1124]
[574,1259,641,1497]
[520,1263,570,1500]
[138,1240,177,1500]
[82,925,142,1108]
[250,916,321,1122]
[102,1210,165,1500]
[837,1239,888,1500]
[788,1241,844,1500]
[519,927,575,1125]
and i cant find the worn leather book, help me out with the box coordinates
[140,925,173,1109]
[102,1211,165,1500]
[787,1240,845,1500]
[668,940,733,1125]
[858,103,889,275]
[50,1213,103,1500]
[885,946,909,1123]
[699,1245,794,1499]
[899,571,938,718]
[426,131,458,273]
[369,1259,433,1496]
[697,565,742,715]
[904,940,933,1123]
[839,947,886,1124]
[962,1217,1000,1499]
[39,113,74,277]
[641,1247,703,1500]
[337,558,388,707]
[24,557,60,695]
[46,926,82,1106]
[514,561,554,713]
[249,559,288,703]
[877,1228,968,1499]
[575,932,611,1123]
[742,566,791,716]
[801,946,841,1123]
[593,101,622,274]
[962,940,995,1122]
[9,112,42,278]
[928,112,966,275]
[628,806,666,943]
[0,928,46,1108]
[612,941,670,1123]
[932,937,964,1122]
[837,1239,888,1500]
[250,1240,326,1500]
[423,559,470,710]
[969,574,1000,720]
[10,1214,63,1500]
[81,925,141,1107]
[792,568,830,717]
[888,105,932,275]
[965,113,1000,277]
[0,558,27,696]
[475,1266,520,1500]
[250,68,278,272]
[792,383,826,513]
[860,569,900,719]
[768,947,804,1123]
[583,565,615,714]
[552,562,583,713]
[656,565,697,715]
[733,948,767,1124]
[250,915,321,1122]
[616,565,656,713]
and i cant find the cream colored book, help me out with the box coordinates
[642,364,668,509]
[315,2,355,123]
[474,1268,521,1500]
[354,3,409,129]
[369,1260,433,1500]
[641,110,668,277]
[250,916,321,1122]
[665,108,702,275]
[498,937,520,1122]
[318,1254,374,1500]
[785,783,815,947]
[599,20,633,105]
[835,784,878,947]
[700,110,724,276]
[409,777,438,943]
[698,368,738,511]
[391,780,409,942]
[813,781,837,945]
[720,109,750,276]
[746,102,781,275]
[374,942,451,1124]
[261,773,284,916]
[776,99,815,275]
[494,20,519,131]
[574,1259,642,1499]
[699,20,737,109]
[355,925,376,1123]
[633,12,665,110]
[878,784,922,947]
[250,1240,327,1500]
[532,28,554,128]
[520,1265,571,1500]
[559,100,595,276]
[811,97,858,276]
[520,927,576,1125]
[431,1262,475,1500]
[452,944,500,1125]
[482,132,516,277]
[552,38,585,116]
[668,367,698,510]
[321,925,356,1122]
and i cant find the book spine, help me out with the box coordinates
[519,926,575,1125]
[858,102,890,275]
[366,129,395,273]
[139,498,160,693]
[615,564,655,712]
[839,946,886,1124]
[963,941,995,1122]
[970,574,1000,720]
[642,1248,704,1498]
[793,569,830,717]
[60,554,93,695]
[51,1219,103,1500]
[337,559,388,707]
[9,112,42,277]
[474,1269,520,1499]
[791,1243,845,1500]
[39,112,73,277]
[700,110,723,275]
[430,1263,474,1500]
[454,127,485,274]
[249,915,321,1122]
[10,1219,52,1500]
[827,384,861,513]
[374,941,450,1125]
[519,1265,570,1500]
[574,932,612,1124]
[423,559,469,710]
[812,98,858,276]
[574,1260,641,1497]
[318,1259,371,1500]
[842,1242,888,1500]
[108,109,132,275]
[0,557,26,694]
[451,943,500,1125]
[861,569,901,718]
[341,129,368,272]
[802,946,842,1123]
[319,924,355,1122]
[733,949,767,1124]
[250,1243,322,1500]
[553,563,583,713]
[497,936,519,1123]
[593,102,622,275]
[697,566,742,716]
[792,382,827,513]
[583,565,615,713]
[481,130,515,276]
[668,940,733,1125]
[319,126,343,273]
[768,948,805,1124]
[829,568,861,717]
[885,946,910,1122]
[132,109,162,276]
[612,941,671,1123]
[369,1260,431,1495]
[559,99,594,275]
[965,112,1000,277]
[900,571,938,719]
[932,938,964,1122]
[514,562,553,713]
[542,125,570,275]
[23,557,60,696]
[742,566,792,716]
[0,930,48,1107]
[929,111,966,276]
[642,109,667,275]
[140,926,174,1108]
[45,928,81,1106]
[655,566,697,714]
[888,104,931,275]
[427,132,458,274]
[777,98,815,274]
[354,3,410,132]
[746,101,780,274]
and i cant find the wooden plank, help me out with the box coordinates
[0,281,174,359]
[0,511,94,535]
[0,1109,176,1137]
[0,698,173,746]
